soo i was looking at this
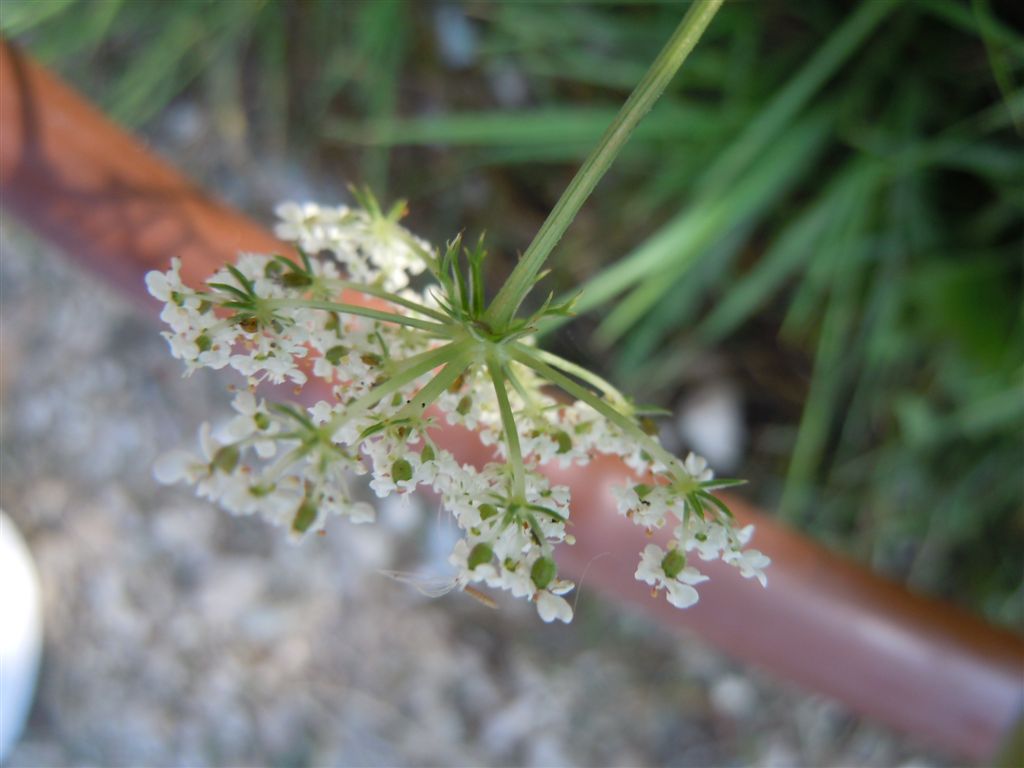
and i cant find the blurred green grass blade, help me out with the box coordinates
[972,0,1024,134]
[104,10,203,126]
[613,226,752,384]
[538,1,891,337]
[19,0,123,63]
[916,0,1024,56]
[324,103,719,147]
[0,0,78,36]
[695,0,894,197]
[104,0,265,128]
[353,0,409,192]
[593,110,832,346]
[778,167,879,522]
[700,160,881,344]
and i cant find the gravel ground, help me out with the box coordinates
[0,107,947,767]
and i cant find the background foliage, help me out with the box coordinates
[4,0,1022,627]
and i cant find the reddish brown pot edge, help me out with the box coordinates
[2,40,1021,761]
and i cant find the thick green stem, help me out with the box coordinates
[487,355,527,500]
[483,0,724,329]
[265,297,452,335]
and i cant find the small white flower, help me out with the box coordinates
[684,451,714,482]
[536,590,573,623]
[635,543,709,609]
[723,548,771,587]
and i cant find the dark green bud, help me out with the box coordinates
[420,443,435,463]
[253,412,270,430]
[211,445,239,473]
[554,430,573,454]
[196,333,212,353]
[281,271,312,288]
[661,549,686,580]
[249,483,275,497]
[456,395,473,416]
[467,543,494,570]
[325,345,348,365]
[392,458,414,483]
[292,499,318,533]
[478,503,498,521]
[361,353,383,367]
[530,556,557,591]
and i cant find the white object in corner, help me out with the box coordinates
[0,511,43,762]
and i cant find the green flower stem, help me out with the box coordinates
[483,0,724,330]
[264,298,453,335]
[319,278,451,323]
[392,350,475,422]
[487,356,527,500]
[528,346,630,408]
[326,340,472,433]
[504,363,542,414]
[509,346,688,486]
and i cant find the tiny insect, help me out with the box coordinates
[378,569,498,609]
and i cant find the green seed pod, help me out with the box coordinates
[554,430,573,454]
[634,483,654,499]
[467,543,494,570]
[196,332,213,353]
[281,271,312,288]
[325,345,348,365]
[253,412,270,430]
[392,458,414,483]
[456,395,473,416]
[211,445,239,473]
[478,503,498,521]
[530,556,557,591]
[661,549,687,580]
[292,498,318,533]
[421,443,436,463]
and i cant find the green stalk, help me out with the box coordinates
[483,0,724,330]
[318,278,451,322]
[527,346,630,407]
[509,347,686,484]
[326,340,471,433]
[487,356,527,500]
[392,351,476,422]
[265,297,452,334]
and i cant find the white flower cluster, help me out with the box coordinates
[148,198,768,623]
[274,201,429,291]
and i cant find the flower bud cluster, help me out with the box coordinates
[148,198,768,623]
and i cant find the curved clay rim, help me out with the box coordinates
[2,40,1021,763]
